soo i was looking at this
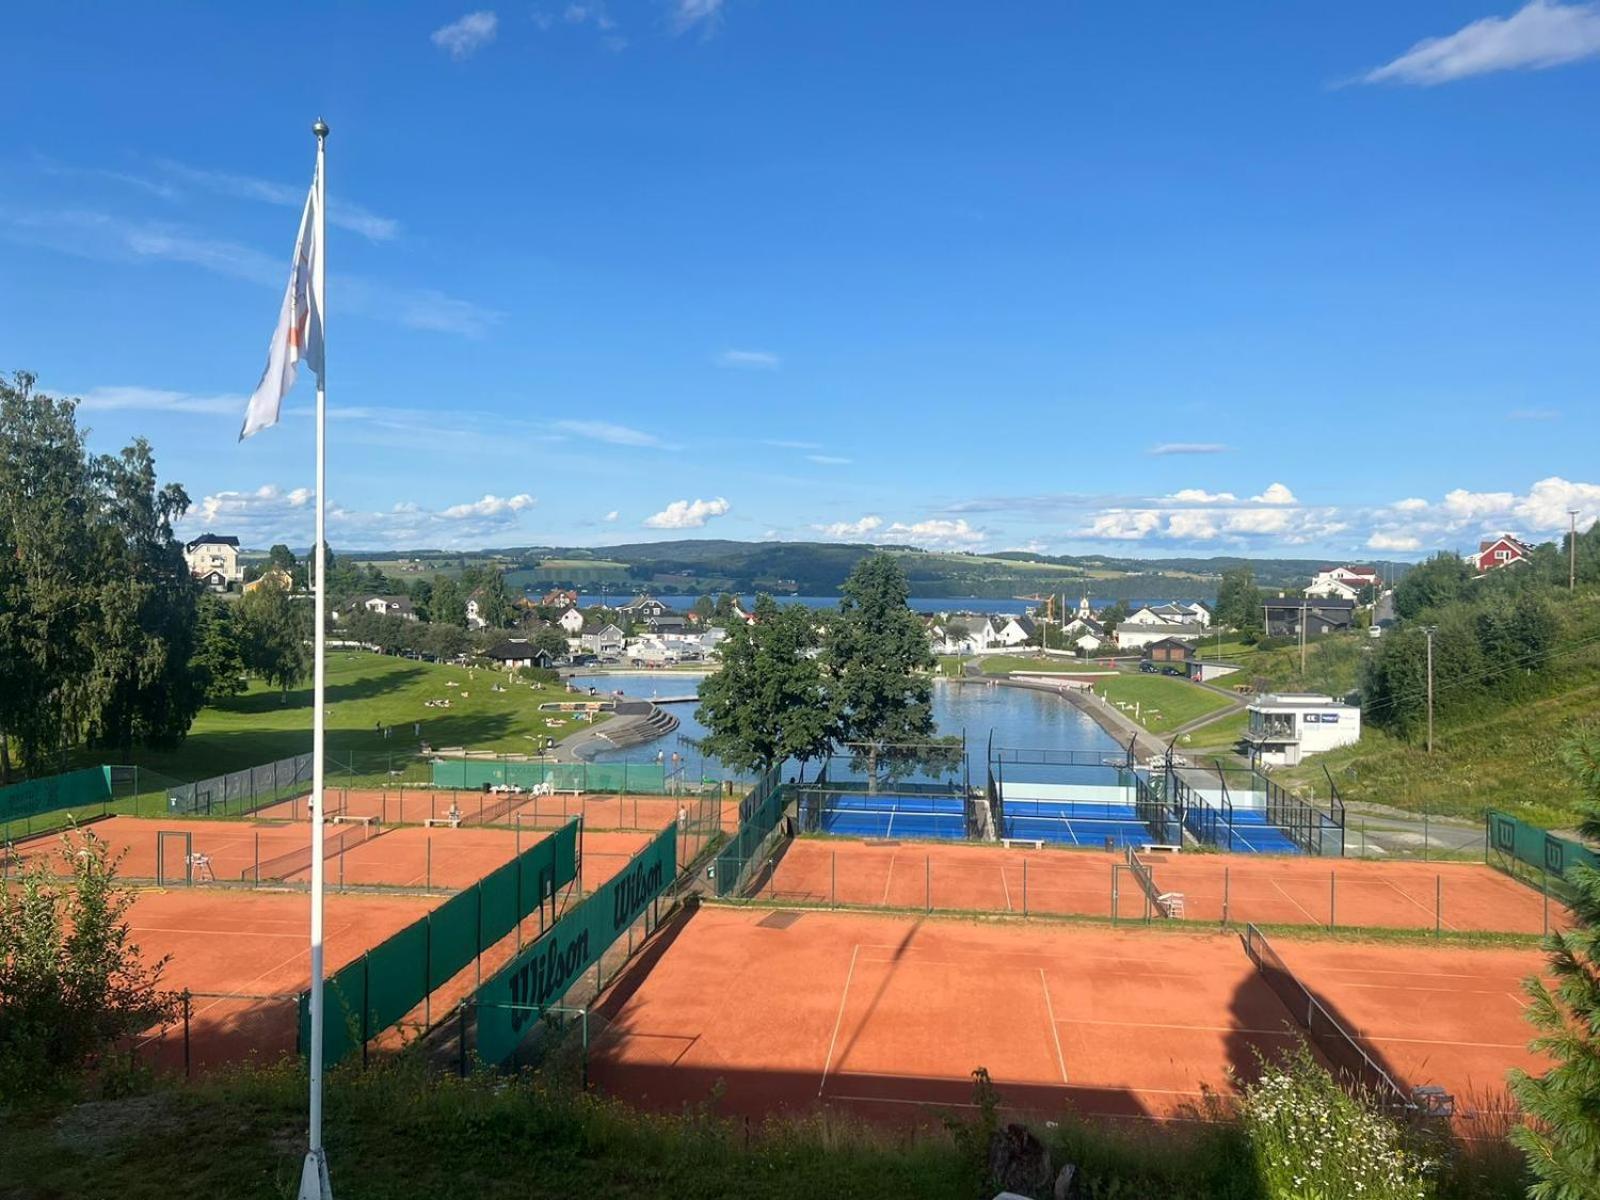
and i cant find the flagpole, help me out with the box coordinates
[299,116,334,1200]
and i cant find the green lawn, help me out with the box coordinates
[117,652,602,787]
[979,655,1105,676]
[1091,674,1235,735]
[1175,710,1249,756]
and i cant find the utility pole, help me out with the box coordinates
[1300,598,1308,676]
[1570,509,1580,590]
[1424,625,1437,755]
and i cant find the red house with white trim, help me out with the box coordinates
[1472,534,1534,573]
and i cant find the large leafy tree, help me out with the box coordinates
[1394,550,1473,619]
[188,594,247,705]
[1214,565,1263,635]
[430,576,466,627]
[475,571,514,630]
[235,578,309,699]
[695,595,832,776]
[823,554,938,787]
[0,374,204,773]
[1511,731,1600,1198]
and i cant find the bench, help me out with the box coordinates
[1140,843,1182,854]
[1001,837,1046,850]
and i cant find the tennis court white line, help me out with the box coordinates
[1000,863,1013,912]
[1376,876,1455,930]
[1039,969,1068,1083]
[1267,878,1321,924]
[818,944,861,1097]
[880,853,898,906]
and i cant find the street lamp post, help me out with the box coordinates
[1424,625,1437,755]
[1570,509,1580,591]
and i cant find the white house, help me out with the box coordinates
[1124,603,1209,629]
[184,534,242,591]
[929,614,998,655]
[991,614,1037,647]
[465,592,487,630]
[361,595,418,621]
[483,639,553,670]
[557,607,587,634]
[1115,622,1201,651]
[1062,615,1106,654]
[1306,565,1381,603]
[1242,693,1362,767]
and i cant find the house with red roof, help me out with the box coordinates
[1472,534,1535,574]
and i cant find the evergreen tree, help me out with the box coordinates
[1393,551,1473,619]
[823,555,937,788]
[267,543,296,572]
[695,596,832,775]
[532,626,569,660]
[1511,730,1600,1199]
[476,571,513,630]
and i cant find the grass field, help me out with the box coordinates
[110,652,601,787]
[1176,709,1249,755]
[1275,679,1600,829]
[979,654,1108,676]
[1091,674,1236,735]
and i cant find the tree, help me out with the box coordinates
[80,439,203,756]
[696,595,833,775]
[267,543,296,572]
[691,594,714,621]
[1394,551,1473,619]
[188,594,247,705]
[235,580,309,699]
[1098,600,1129,635]
[532,626,569,660]
[0,830,175,1095]
[823,555,937,788]
[1214,566,1263,635]
[1511,731,1600,1198]
[475,571,514,630]
[430,576,466,627]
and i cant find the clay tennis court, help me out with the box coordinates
[257,787,741,832]
[588,906,1303,1121]
[126,887,442,1072]
[1264,936,1549,1114]
[762,838,1131,919]
[757,838,1558,936]
[1132,853,1563,936]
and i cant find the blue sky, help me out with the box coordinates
[3,1,1599,558]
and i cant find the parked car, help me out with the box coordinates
[1138,660,1157,674]
[1161,666,1183,677]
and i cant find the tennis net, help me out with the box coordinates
[459,791,529,828]
[244,817,389,883]
[1124,847,1167,917]
[1242,924,1415,1111]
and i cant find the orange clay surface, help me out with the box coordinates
[121,827,654,1072]
[589,906,1303,1121]
[759,838,1560,935]
[257,788,740,831]
[1266,936,1549,1114]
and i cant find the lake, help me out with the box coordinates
[567,594,1208,615]
[566,671,1121,785]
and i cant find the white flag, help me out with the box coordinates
[240,168,323,440]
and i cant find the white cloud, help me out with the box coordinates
[1252,483,1298,505]
[1442,487,1517,519]
[77,385,242,416]
[603,510,619,522]
[1,209,497,337]
[1148,442,1230,456]
[552,419,668,448]
[1166,488,1238,504]
[1363,1,1600,86]
[1368,532,1422,552]
[1089,510,1164,540]
[806,454,852,466]
[881,518,985,550]
[670,0,724,35]
[432,10,499,58]
[440,493,536,519]
[187,484,313,528]
[154,160,400,242]
[1392,497,1430,512]
[644,497,730,529]
[715,348,780,370]
[814,516,883,539]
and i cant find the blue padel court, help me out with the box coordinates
[1220,809,1303,855]
[808,790,967,840]
[998,800,1156,849]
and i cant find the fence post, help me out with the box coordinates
[1542,868,1549,937]
[183,989,192,1079]
[1329,871,1336,931]
[427,836,433,891]
[831,851,837,907]
[1223,867,1230,927]
[1111,867,1118,925]
[339,849,345,893]
[457,1003,468,1078]
[1022,858,1028,917]
[1423,810,1429,862]
[925,856,931,914]
[1435,874,1442,939]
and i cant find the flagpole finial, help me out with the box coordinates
[313,118,329,139]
